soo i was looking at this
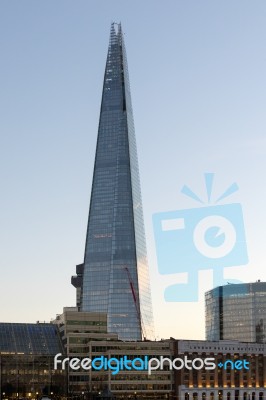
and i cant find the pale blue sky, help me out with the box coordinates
[0,1,266,339]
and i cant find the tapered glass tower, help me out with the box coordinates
[72,23,154,340]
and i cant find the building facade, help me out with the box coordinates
[53,308,172,399]
[52,310,266,400]
[172,339,266,400]
[205,282,266,343]
[1,316,265,400]
[71,23,154,341]
[0,323,67,399]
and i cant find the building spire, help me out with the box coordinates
[72,24,154,341]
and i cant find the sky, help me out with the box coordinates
[0,0,266,340]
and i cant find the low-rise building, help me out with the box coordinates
[1,313,265,400]
[53,308,173,399]
[0,322,67,399]
[171,339,266,400]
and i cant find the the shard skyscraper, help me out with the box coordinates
[72,23,154,341]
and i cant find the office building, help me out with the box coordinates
[53,308,172,398]
[1,316,265,399]
[53,310,266,399]
[172,339,266,400]
[2,23,266,400]
[71,23,154,341]
[205,282,266,343]
[0,323,66,399]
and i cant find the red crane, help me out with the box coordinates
[124,266,147,340]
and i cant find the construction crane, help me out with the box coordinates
[124,266,147,340]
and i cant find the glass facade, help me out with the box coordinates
[0,323,64,354]
[205,282,266,342]
[0,354,66,398]
[80,23,154,340]
[0,323,67,397]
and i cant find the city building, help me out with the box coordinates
[71,23,154,341]
[53,310,266,400]
[205,282,266,343]
[2,23,266,400]
[53,308,173,399]
[1,316,265,399]
[0,323,67,399]
[172,339,266,400]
